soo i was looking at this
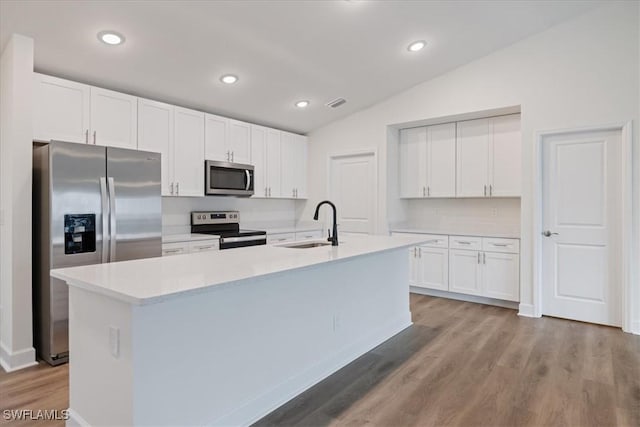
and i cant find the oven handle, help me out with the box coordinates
[245,169,251,191]
[221,235,265,244]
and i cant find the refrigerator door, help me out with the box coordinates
[49,141,107,361]
[106,147,162,261]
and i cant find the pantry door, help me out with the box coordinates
[541,128,622,326]
[329,151,377,234]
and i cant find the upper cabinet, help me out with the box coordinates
[34,73,137,149]
[137,98,174,196]
[173,107,205,197]
[280,132,307,199]
[399,123,456,198]
[251,125,282,198]
[204,115,251,164]
[34,73,90,143]
[456,114,521,197]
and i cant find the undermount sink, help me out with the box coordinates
[279,240,332,249]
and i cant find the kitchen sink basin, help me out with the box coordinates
[279,241,332,249]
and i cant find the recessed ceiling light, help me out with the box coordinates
[98,31,125,46]
[295,100,309,108]
[407,40,426,52]
[220,74,238,84]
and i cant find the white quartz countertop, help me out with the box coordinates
[390,227,520,239]
[51,234,429,306]
[162,233,220,243]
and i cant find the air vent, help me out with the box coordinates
[325,98,346,108]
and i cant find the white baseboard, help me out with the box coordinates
[0,342,37,372]
[517,303,539,318]
[631,320,640,335]
[211,312,412,427]
[66,408,90,427]
[410,287,519,310]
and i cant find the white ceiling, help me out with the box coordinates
[1,0,600,134]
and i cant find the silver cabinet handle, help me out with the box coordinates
[163,249,182,254]
[269,187,271,197]
[424,239,439,244]
[107,177,116,262]
[99,177,109,263]
[231,151,234,162]
[176,182,179,195]
[477,252,481,264]
[170,182,174,195]
[489,185,493,196]
[196,245,215,250]
[85,129,89,144]
[483,252,486,264]
[491,243,509,247]
[542,230,559,237]
[422,187,425,197]
[457,241,472,245]
[265,187,268,197]
[245,169,251,191]
[418,248,422,258]
[427,186,430,197]
[93,130,97,145]
[484,185,487,196]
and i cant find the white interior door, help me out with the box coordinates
[329,152,376,234]
[542,129,621,326]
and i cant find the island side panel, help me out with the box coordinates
[67,286,134,426]
[130,248,411,426]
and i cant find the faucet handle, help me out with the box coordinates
[327,228,332,241]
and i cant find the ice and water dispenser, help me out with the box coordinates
[64,214,96,254]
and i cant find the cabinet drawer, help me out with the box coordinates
[295,230,323,241]
[449,235,482,250]
[482,237,519,254]
[189,240,219,253]
[162,243,188,256]
[418,234,448,248]
[267,233,296,244]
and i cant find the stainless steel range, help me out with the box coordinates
[191,211,266,249]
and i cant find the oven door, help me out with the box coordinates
[205,160,254,196]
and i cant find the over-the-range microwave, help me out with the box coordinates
[205,160,254,197]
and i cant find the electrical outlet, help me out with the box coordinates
[109,326,120,358]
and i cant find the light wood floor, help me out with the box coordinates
[1,295,639,427]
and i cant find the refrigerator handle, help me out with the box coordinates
[108,177,117,262]
[100,177,109,263]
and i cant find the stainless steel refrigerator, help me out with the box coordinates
[33,140,162,365]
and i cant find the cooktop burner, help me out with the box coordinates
[190,211,266,250]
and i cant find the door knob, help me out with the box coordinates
[542,230,559,237]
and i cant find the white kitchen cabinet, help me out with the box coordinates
[267,232,296,244]
[281,132,307,199]
[399,127,427,198]
[205,115,251,164]
[250,125,282,198]
[483,251,520,301]
[448,249,483,296]
[137,98,174,196]
[162,239,219,256]
[415,246,449,291]
[489,114,521,197]
[90,87,138,149]
[173,107,205,197]
[33,73,90,143]
[399,123,455,198]
[188,240,219,253]
[408,248,420,287]
[456,115,521,197]
[162,242,189,257]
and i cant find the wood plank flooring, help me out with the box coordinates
[1,295,638,426]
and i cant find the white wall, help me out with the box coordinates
[305,2,640,331]
[0,34,37,371]
[162,197,302,235]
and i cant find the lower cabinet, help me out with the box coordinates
[396,232,520,302]
[162,239,219,256]
[267,229,323,244]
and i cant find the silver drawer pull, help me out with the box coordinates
[456,241,472,245]
[196,246,214,250]
[491,243,509,247]
[164,249,182,254]
[424,240,440,244]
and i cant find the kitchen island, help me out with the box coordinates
[51,234,427,426]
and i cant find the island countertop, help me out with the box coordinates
[51,234,428,305]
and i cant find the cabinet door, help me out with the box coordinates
[266,129,282,198]
[416,246,449,291]
[33,73,90,143]
[204,113,229,162]
[250,125,268,198]
[399,127,427,198]
[138,98,174,196]
[408,248,420,287]
[90,87,137,149]
[489,114,521,197]
[449,249,482,296]
[483,252,520,301]
[162,242,189,256]
[427,123,456,198]
[173,107,205,197]
[293,134,308,198]
[189,240,219,253]
[280,132,297,198]
[228,119,251,164]
[456,119,489,197]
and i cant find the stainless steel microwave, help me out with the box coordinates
[205,160,254,197]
